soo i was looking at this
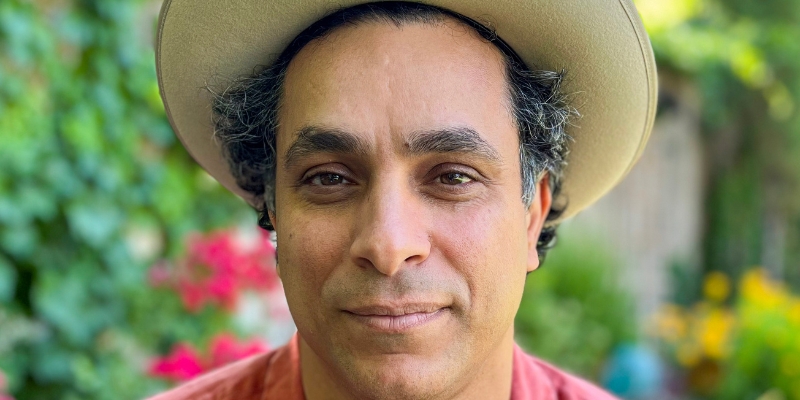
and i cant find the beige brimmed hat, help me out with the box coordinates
[156,0,657,223]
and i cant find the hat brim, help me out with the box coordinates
[156,0,657,224]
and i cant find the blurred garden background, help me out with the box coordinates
[1,0,799,398]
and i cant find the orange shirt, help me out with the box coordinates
[148,335,618,400]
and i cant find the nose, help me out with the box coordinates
[349,183,431,276]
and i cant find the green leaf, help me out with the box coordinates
[61,105,104,155]
[0,255,16,302]
[66,198,123,248]
[0,222,39,259]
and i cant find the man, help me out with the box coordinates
[153,0,656,398]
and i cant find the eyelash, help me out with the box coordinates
[304,172,352,186]
[299,165,480,188]
[438,170,474,185]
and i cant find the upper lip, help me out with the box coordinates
[344,302,448,316]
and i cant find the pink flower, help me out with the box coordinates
[148,334,270,383]
[208,333,270,369]
[148,343,204,382]
[175,281,208,312]
[149,228,279,313]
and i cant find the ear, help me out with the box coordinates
[268,210,281,278]
[268,210,278,230]
[526,175,552,273]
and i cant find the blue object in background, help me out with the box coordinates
[602,344,663,399]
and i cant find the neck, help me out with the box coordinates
[300,327,516,400]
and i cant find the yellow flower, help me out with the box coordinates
[700,309,734,359]
[740,268,789,309]
[703,271,731,303]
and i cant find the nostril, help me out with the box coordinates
[404,252,426,263]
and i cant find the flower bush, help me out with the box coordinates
[144,228,284,386]
[148,333,269,382]
[149,228,279,312]
[652,268,800,399]
[0,0,278,396]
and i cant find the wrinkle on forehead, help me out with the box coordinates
[275,17,517,170]
[279,18,508,117]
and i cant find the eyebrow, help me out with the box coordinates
[405,127,501,163]
[283,125,502,168]
[284,126,370,168]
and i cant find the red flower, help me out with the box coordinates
[148,334,270,383]
[208,333,270,369]
[149,228,279,312]
[148,343,204,382]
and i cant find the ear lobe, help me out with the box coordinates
[267,210,281,277]
[526,176,552,273]
[268,210,278,230]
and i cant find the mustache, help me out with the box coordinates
[323,268,468,307]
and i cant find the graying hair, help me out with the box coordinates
[211,2,576,260]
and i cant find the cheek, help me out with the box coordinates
[433,199,529,325]
[276,210,352,327]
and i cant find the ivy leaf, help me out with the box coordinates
[66,199,123,248]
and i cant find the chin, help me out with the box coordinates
[337,351,460,400]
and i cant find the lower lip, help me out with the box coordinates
[346,308,448,333]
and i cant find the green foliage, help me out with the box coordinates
[515,234,638,380]
[637,0,800,287]
[0,0,251,398]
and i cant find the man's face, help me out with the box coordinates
[272,19,549,399]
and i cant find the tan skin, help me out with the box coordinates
[269,18,551,400]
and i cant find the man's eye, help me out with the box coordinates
[439,172,473,185]
[309,173,348,186]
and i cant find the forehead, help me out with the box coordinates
[277,18,516,155]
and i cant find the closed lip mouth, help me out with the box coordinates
[343,303,449,316]
[343,303,450,332]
